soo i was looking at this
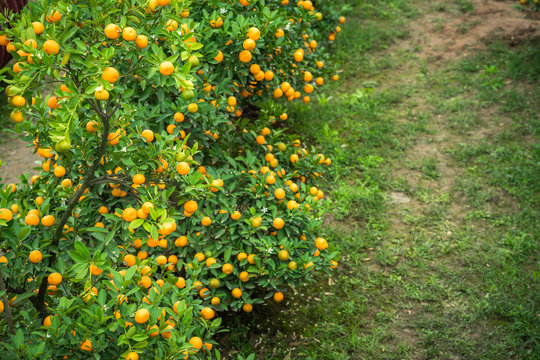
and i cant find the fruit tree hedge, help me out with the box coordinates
[0,0,344,358]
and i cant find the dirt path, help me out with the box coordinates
[0,136,39,184]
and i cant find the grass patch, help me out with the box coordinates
[224,1,540,359]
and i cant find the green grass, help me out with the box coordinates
[222,0,539,359]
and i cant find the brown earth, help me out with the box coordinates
[404,0,540,60]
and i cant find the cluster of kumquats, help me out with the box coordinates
[0,0,343,358]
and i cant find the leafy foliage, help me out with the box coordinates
[0,0,344,358]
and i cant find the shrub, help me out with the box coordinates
[519,0,540,11]
[0,0,344,358]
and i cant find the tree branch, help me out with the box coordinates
[35,100,112,315]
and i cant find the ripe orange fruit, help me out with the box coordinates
[247,254,256,264]
[201,216,212,226]
[80,339,92,352]
[10,111,24,123]
[24,39,37,49]
[42,39,59,55]
[251,216,262,228]
[278,249,289,261]
[134,308,150,324]
[174,112,184,122]
[139,276,151,289]
[41,215,55,227]
[48,272,62,286]
[214,50,224,62]
[274,188,286,199]
[264,70,274,81]
[250,64,261,74]
[125,352,139,360]
[102,67,119,83]
[232,288,242,298]
[176,162,190,175]
[122,208,137,222]
[141,129,154,142]
[176,277,186,289]
[222,263,233,274]
[94,88,109,101]
[11,95,25,108]
[239,50,252,63]
[29,250,43,264]
[135,35,148,49]
[184,200,198,213]
[243,38,256,50]
[242,303,253,312]
[201,307,215,320]
[124,254,136,267]
[175,236,188,247]
[122,27,137,41]
[273,292,284,302]
[148,325,159,337]
[53,166,65,178]
[273,217,284,229]
[86,121,99,132]
[239,271,250,282]
[231,211,241,220]
[247,27,261,41]
[211,297,221,305]
[90,264,103,276]
[189,336,203,350]
[159,61,174,76]
[187,103,198,113]
[132,174,145,184]
[315,237,328,250]
[104,23,120,39]
[32,21,44,35]
[43,315,52,327]
[25,214,40,226]
[156,255,167,266]
[0,208,13,221]
[46,10,62,23]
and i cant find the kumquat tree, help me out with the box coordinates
[0,0,345,358]
[519,0,540,11]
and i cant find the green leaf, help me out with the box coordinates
[13,329,24,350]
[31,341,46,357]
[129,218,144,230]
[68,250,87,264]
[11,291,35,305]
[17,227,31,241]
[74,241,90,260]
[124,265,137,281]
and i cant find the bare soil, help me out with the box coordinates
[0,136,39,184]
[406,0,540,60]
